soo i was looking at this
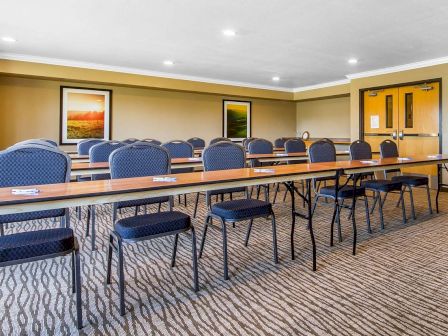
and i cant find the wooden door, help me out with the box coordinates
[398,82,440,176]
[363,88,399,157]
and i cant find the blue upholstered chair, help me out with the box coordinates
[77,138,103,155]
[0,145,83,329]
[274,137,288,148]
[248,138,274,201]
[122,138,140,144]
[163,140,194,206]
[350,140,406,230]
[210,137,231,145]
[273,138,308,204]
[41,139,58,147]
[106,142,198,315]
[198,142,278,280]
[11,139,57,149]
[141,138,162,145]
[380,139,432,219]
[86,141,126,250]
[242,137,256,150]
[187,137,205,149]
[310,140,371,246]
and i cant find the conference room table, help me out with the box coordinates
[1,154,447,272]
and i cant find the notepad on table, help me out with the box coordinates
[254,168,275,173]
[153,177,177,182]
[398,157,411,161]
[360,160,378,164]
[427,155,440,159]
[275,153,288,156]
[11,188,40,196]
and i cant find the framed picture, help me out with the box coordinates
[60,86,112,144]
[222,100,251,141]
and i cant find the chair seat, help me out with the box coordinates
[319,185,366,198]
[361,179,402,192]
[114,211,190,240]
[391,175,428,187]
[0,228,74,263]
[211,199,272,220]
[116,196,170,209]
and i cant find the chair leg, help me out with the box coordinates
[229,192,233,201]
[191,227,199,292]
[86,206,91,237]
[256,186,261,200]
[91,205,96,250]
[364,196,371,234]
[144,205,147,215]
[74,247,83,329]
[409,186,416,220]
[71,251,76,294]
[271,212,279,264]
[336,205,342,243]
[244,219,254,247]
[220,217,229,280]
[77,206,82,221]
[0,224,4,236]
[377,192,385,230]
[184,194,187,207]
[171,234,179,268]
[193,193,200,218]
[178,195,181,205]
[273,183,280,204]
[311,195,320,217]
[426,184,433,214]
[157,203,161,213]
[106,234,114,284]
[370,193,378,214]
[199,215,210,258]
[134,206,139,216]
[117,238,126,316]
[396,189,404,208]
[330,201,338,246]
[400,189,407,224]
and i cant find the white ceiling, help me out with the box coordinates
[1,0,448,90]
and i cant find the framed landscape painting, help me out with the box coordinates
[222,100,251,141]
[60,87,112,144]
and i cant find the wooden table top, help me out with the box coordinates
[1,155,447,216]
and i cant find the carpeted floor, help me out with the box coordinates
[1,186,448,335]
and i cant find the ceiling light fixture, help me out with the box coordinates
[348,58,358,64]
[272,76,280,81]
[222,29,236,37]
[163,60,174,66]
[1,36,16,43]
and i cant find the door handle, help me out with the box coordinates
[392,131,397,140]
[398,130,404,140]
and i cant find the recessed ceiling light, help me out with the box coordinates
[163,60,174,66]
[272,76,280,81]
[222,29,236,37]
[1,36,16,43]
[348,58,358,64]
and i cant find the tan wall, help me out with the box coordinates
[296,96,350,138]
[0,76,296,149]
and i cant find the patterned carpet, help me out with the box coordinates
[1,186,448,335]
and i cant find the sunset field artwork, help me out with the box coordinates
[223,100,251,140]
[61,88,111,144]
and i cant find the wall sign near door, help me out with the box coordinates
[60,87,112,145]
[370,115,379,129]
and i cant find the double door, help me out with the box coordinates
[363,81,440,177]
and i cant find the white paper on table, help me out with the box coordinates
[397,157,411,161]
[360,160,378,164]
[254,168,275,173]
[153,177,177,182]
[370,115,379,129]
[11,188,40,195]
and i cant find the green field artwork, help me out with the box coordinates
[66,92,106,140]
[226,104,248,138]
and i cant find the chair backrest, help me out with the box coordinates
[320,138,334,145]
[284,138,306,153]
[380,140,399,158]
[187,137,205,149]
[248,138,273,154]
[203,142,246,171]
[141,138,162,145]
[309,140,336,163]
[39,139,58,147]
[77,139,104,155]
[122,138,140,144]
[350,140,372,160]
[210,137,231,145]
[12,139,57,149]
[242,137,256,150]
[89,141,126,163]
[110,142,170,179]
[162,140,194,158]
[0,145,71,223]
[274,137,288,148]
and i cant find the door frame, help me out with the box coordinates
[359,78,443,154]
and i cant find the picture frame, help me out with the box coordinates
[60,86,112,145]
[222,100,251,141]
